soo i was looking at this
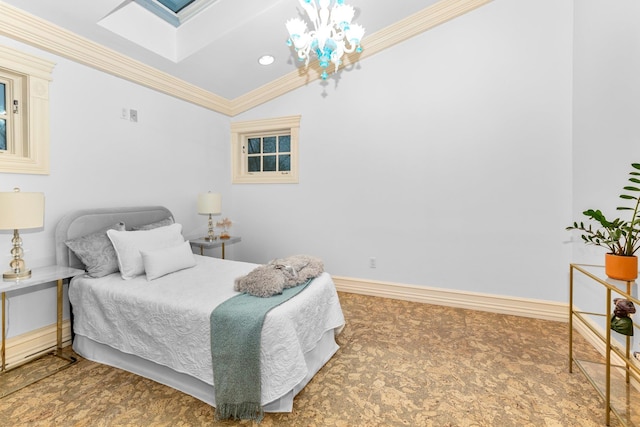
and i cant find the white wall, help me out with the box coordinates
[231,0,574,302]
[571,0,640,344]
[0,37,230,337]
[572,0,640,264]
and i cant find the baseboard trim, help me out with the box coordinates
[4,320,71,369]
[332,275,568,322]
[334,275,640,390]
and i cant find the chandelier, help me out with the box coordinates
[286,0,365,80]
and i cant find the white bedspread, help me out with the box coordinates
[68,255,345,404]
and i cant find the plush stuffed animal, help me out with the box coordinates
[234,255,324,297]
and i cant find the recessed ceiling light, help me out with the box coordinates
[258,55,275,66]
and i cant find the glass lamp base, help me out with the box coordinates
[3,269,32,281]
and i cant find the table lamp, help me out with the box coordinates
[0,188,45,280]
[197,192,221,241]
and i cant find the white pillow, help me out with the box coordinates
[107,223,184,280]
[141,241,196,281]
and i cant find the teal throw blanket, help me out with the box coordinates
[210,279,312,422]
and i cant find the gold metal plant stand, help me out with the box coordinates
[569,263,640,426]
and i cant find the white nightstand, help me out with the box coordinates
[190,236,241,259]
[0,265,84,397]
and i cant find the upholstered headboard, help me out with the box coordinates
[55,206,174,269]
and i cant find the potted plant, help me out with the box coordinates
[566,163,640,280]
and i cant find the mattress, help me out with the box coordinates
[68,255,345,408]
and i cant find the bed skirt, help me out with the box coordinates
[73,326,340,412]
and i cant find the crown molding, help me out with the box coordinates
[0,0,491,117]
[0,1,233,115]
[362,0,492,54]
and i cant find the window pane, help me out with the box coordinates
[248,138,261,154]
[248,156,260,172]
[263,136,276,153]
[279,154,290,171]
[263,155,276,171]
[0,119,5,150]
[157,0,196,13]
[0,83,5,115]
[279,135,290,153]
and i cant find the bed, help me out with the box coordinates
[55,206,345,414]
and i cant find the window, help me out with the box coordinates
[0,70,25,156]
[0,45,55,175]
[231,115,300,184]
[247,134,291,173]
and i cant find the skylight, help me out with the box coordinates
[99,0,271,63]
[157,0,195,13]
[134,0,218,27]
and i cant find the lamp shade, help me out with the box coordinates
[197,192,221,215]
[0,189,44,230]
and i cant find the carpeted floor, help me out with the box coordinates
[0,292,633,426]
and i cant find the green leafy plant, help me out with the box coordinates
[567,163,640,256]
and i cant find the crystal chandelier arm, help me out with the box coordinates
[331,4,354,30]
[300,0,319,29]
[318,4,330,29]
[345,23,365,51]
[286,18,309,48]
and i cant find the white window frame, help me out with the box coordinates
[1,70,24,156]
[231,115,300,184]
[0,45,55,175]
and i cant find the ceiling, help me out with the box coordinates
[0,0,443,100]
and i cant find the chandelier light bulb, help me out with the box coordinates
[286,0,365,80]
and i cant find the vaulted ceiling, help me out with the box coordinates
[0,0,491,115]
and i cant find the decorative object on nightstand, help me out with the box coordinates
[0,188,45,280]
[216,217,233,239]
[197,192,221,242]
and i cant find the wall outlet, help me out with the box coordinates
[121,108,128,119]
[369,257,376,268]
[129,109,138,122]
